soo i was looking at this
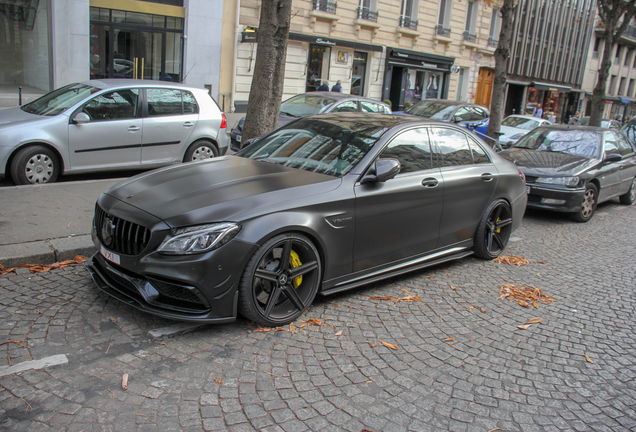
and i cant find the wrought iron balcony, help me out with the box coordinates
[435,25,451,37]
[487,36,498,48]
[463,31,477,43]
[357,6,378,22]
[313,0,337,14]
[400,15,418,31]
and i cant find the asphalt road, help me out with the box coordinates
[1,202,635,431]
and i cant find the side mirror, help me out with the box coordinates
[73,112,90,124]
[605,153,622,163]
[361,158,401,184]
[453,116,462,123]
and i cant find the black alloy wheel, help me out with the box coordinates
[474,199,513,259]
[238,233,322,326]
[619,176,636,205]
[571,183,598,222]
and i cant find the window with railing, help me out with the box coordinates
[489,9,501,46]
[464,0,477,41]
[436,25,451,37]
[487,37,498,48]
[463,31,476,42]
[313,0,337,14]
[400,0,418,30]
[400,15,418,30]
[437,0,451,30]
[357,7,378,21]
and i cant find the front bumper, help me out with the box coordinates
[525,183,585,213]
[229,129,242,152]
[86,227,257,323]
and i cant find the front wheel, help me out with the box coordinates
[474,199,513,260]
[184,140,218,162]
[619,177,636,205]
[10,145,60,185]
[570,183,597,222]
[238,233,322,326]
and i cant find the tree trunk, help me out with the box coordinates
[486,0,517,144]
[590,20,616,127]
[242,0,292,143]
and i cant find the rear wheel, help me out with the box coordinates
[184,140,218,162]
[570,183,597,222]
[619,177,636,205]
[10,145,60,185]
[238,233,321,326]
[474,199,513,260]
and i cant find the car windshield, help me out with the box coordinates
[404,101,457,121]
[576,117,611,128]
[513,129,601,158]
[279,95,337,117]
[21,83,101,116]
[238,117,389,177]
[502,116,539,130]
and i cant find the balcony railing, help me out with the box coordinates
[399,15,418,31]
[435,25,451,37]
[624,24,636,39]
[487,36,498,48]
[357,6,378,22]
[313,0,337,14]
[463,31,477,42]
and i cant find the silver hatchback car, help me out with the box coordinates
[0,79,229,185]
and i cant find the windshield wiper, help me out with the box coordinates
[255,157,282,165]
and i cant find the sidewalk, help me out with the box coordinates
[0,179,121,268]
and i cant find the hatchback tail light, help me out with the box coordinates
[221,114,227,129]
[518,169,526,183]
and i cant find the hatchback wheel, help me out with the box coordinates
[619,176,636,205]
[571,183,597,222]
[184,140,218,161]
[10,145,60,185]
[238,234,321,326]
[474,199,513,260]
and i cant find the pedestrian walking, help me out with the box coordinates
[317,81,329,91]
[331,80,343,93]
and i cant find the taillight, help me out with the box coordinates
[518,169,526,183]
[220,114,227,129]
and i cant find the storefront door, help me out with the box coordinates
[306,45,331,92]
[475,68,494,108]
[351,52,367,96]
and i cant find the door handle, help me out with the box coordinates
[128,126,140,132]
[183,122,194,127]
[481,173,494,182]
[421,178,439,187]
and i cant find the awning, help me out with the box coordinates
[506,80,529,86]
[621,97,631,104]
[529,81,572,92]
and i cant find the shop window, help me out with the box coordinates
[306,45,331,92]
[351,52,368,96]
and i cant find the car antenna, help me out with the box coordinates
[182,63,196,83]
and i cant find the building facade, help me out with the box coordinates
[0,0,224,107]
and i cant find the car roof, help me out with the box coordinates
[506,115,542,120]
[290,92,389,105]
[290,112,472,128]
[78,79,204,92]
[536,124,608,132]
[412,99,485,108]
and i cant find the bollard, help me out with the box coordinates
[19,86,22,105]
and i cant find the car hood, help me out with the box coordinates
[499,148,597,176]
[498,125,527,142]
[0,106,45,127]
[104,156,340,228]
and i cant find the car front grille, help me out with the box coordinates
[525,175,538,184]
[95,204,150,255]
[527,194,542,203]
[147,276,210,309]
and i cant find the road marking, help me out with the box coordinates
[148,323,203,338]
[0,354,68,377]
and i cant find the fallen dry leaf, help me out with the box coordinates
[585,355,594,364]
[397,294,422,302]
[525,317,543,324]
[369,344,378,348]
[497,283,555,309]
[379,340,399,350]
[517,324,531,330]
[425,275,436,279]
[306,319,322,326]
[536,261,547,264]
[449,284,457,290]
[444,338,455,342]
[253,328,271,333]
[468,306,474,311]
[289,322,295,335]
[121,373,128,391]
[493,255,530,266]
[479,307,487,314]
[214,377,223,385]
[335,331,343,336]
[369,295,392,301]
[3,256,89,275]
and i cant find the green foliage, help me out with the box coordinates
[403,102,412,109]
[383,99,392,108]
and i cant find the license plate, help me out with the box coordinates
[526,185,531,194]
[100,245,121,265]
[236,135,242,142]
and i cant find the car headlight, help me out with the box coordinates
[157,222,241,255]
[535,176,579,187]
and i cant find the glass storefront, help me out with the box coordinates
[0,0,51,99]
[90,7,184,82]
[306,45,331,92]
[351,52,367,96]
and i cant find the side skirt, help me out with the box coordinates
[319,248,473,296]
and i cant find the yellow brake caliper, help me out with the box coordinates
[496,217,501,233]
[290,250,303,288]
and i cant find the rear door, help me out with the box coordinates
[598,132,624,200]
[141,88,199,164]
[616,132,636,193]
[68,88,141,170]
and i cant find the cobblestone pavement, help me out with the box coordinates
[1,201,635,432]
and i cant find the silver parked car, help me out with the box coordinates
[0,79,229,185]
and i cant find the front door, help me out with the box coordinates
[475,68,494,109]
[351,52,367,96]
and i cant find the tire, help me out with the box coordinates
[474,199,513,260]
[238,233,322,326]
[619,176,636,205]
[10,145,60,185]
[570,183,598,222]
[184,140,218,162]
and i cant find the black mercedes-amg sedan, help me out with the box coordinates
[86,113,527,326]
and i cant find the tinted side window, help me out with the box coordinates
[147,88,183,117]
[360,101,379,113]
[183,91,198,114]
[429,127,473,167]
[379,128,432,174]
[468,138,491,164]
[331,101,358,113]
[617,134,634,156]
[82,89,138,121]
[473,107,488,120]
[454,107,472,122]
[604,132,620,156]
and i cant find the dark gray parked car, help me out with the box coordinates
[87,114,527,326]
[229,92,391,151]
[0,79,228,185]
